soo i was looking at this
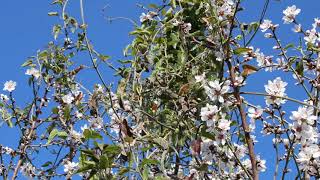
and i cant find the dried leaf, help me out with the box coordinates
[242,64,258,76]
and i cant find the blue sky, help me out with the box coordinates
[0,0,319,179]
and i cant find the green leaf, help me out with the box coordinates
[200,130,215,140]
[48,12,59,16]
[52,25,61,40]
[41,161,53,167]
[118,168,130,176]
[99,155,110,169]
[47,129,58,144]
[63,106,71,121]
[83,129,103,140]
[57,131,68,139]
[76,163,95,173]
[6,119,13,128]
[52,107,59,114]
[170,0,176,8]
[98,54,110,62]
[141,159,159,167]
[295,60,304,76]
[103,145,121,155]
[234,47,252,55]
[148,4,158,9]
[47,129,68,144]
[21,59,33,67]
[284,43,295,50]
[81,150,99,162]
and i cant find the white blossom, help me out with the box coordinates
[89,117,104,129]
[313,18,320,28]
[260,19,273,32]
[292,122,318,144]
[81,124,89,132]
[63,161,79,173]
[201,104,219,128]
[95,84,104,93]
[139,12,153,23]
[62,94,74,104]
[290,106,317,125]
[264,33,273,38]
[215,0,234,21]
[3,80,16,92]
[0,94,9,101]
[255,49,274,71]
[201,138,215,164]
[282,5,301,24]
[195,73,206,83]
[257,156,267,172]
[218,118,231,131]
[234,74,245,86]
[123,100,131,111]
[248,106,263,119]
[304,29,318,44]
[214,131,227,145]
[297,144,320,171]
[20,163,36,178]
[264,77,287,106]
[204,80,230,103]
[1,146,13,155]
[242,156,267,173]
[75,111,84,119]
[293,24,302,33]
[182,23,192,33]
[25,68,41,79]
[71,130,82,140]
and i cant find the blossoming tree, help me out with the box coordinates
[1,0,320,179]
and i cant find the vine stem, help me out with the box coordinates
[11,106,36,180]
[79,0,122,123]
[224,1,258,179]
[226,60,258,180]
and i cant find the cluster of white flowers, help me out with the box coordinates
[204,80,230,103]
[200,136,266,178]
[264,77,287,106]
[62,93,74,104]
[296,144,320,174]
[201,104,219,129]
[288,106,320,173]
[63,161,79,174]
[106,92,135,136]
[197,71,267,177]
[195,73,206,83]
[25,68,41,79]
[20,162,36,178]
[69,130,83,144]
[282,5,301,24]
[211,0,235,21]
[260,19,278,32]
[242,155,267,173]
[248,106,263,130]
[88,117,104,129]
[1,146,14,155]
[255,49,274,71]
[139,12,156,23]
[233,73,245,87]
[303,18,320,45]
[0,94,9,101]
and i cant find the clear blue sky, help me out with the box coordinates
[0,0,158,145]
[0,0,319,179]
